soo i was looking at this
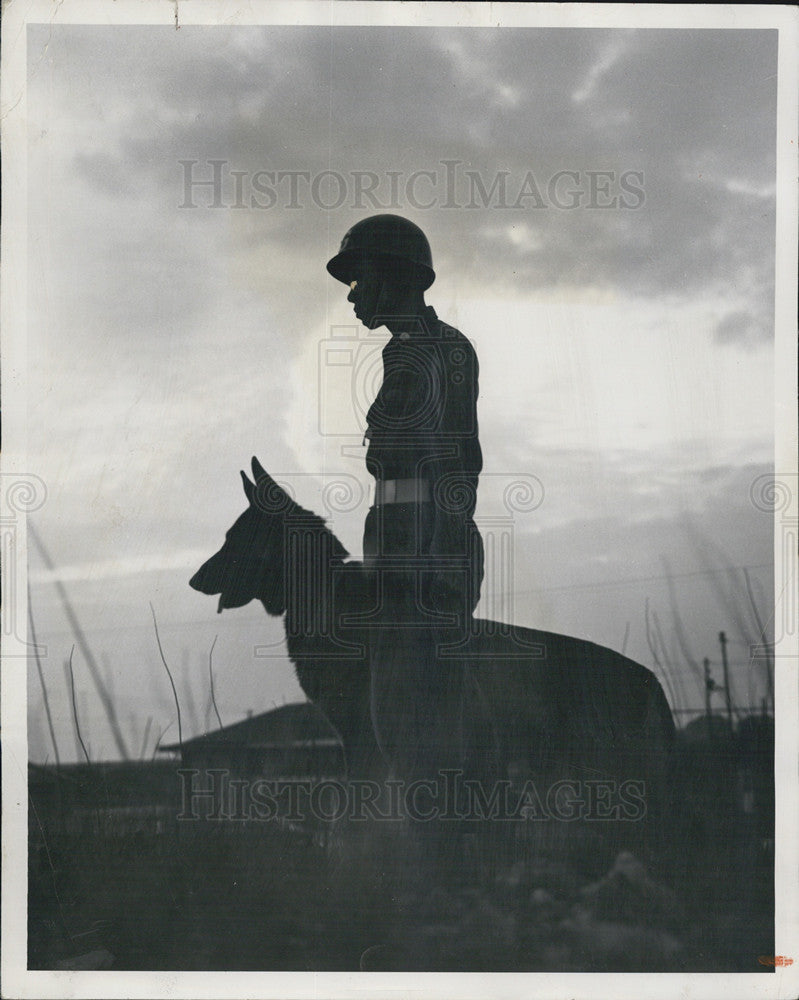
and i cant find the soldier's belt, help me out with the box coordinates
[373,478,432,505]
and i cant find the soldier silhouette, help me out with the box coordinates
[327,214,484,626]
[328,215,488,774]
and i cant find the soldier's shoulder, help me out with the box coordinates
[435,318,474,350]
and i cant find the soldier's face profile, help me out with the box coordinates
[346,262,396,330]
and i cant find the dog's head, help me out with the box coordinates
[190,457,294,615]
[190,457,348,616]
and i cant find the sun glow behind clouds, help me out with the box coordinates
[463,293,771,457]
[289,291,772,480]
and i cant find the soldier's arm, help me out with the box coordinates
[425,337,480,566]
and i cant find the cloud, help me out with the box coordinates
[30,24,776,336]
[572,32,633,104]
[715,309,769,348]
[72,151,138,198]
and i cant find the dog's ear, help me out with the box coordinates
[240,470,256,506]
[251,456,270,482]
[246,459,295,516]
[251,457,283,509]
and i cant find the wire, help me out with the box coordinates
[494,563,772,598]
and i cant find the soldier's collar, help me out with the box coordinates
[391,306,439,341]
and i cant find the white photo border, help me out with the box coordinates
[2,2,797,998]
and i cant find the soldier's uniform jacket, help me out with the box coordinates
[363,304,483,611]
[364,304,482,512]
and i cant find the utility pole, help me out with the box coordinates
[703,657,713,743]
[719,631,734,731]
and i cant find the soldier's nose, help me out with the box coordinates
[347,279,358,303]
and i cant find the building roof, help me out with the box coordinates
[159,701,341,753]
[678,714,734,744]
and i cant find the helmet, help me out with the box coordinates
[326,214,435,290]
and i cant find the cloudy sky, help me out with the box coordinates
[24,20,780,762]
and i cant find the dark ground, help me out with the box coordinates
[28,745,774,973]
